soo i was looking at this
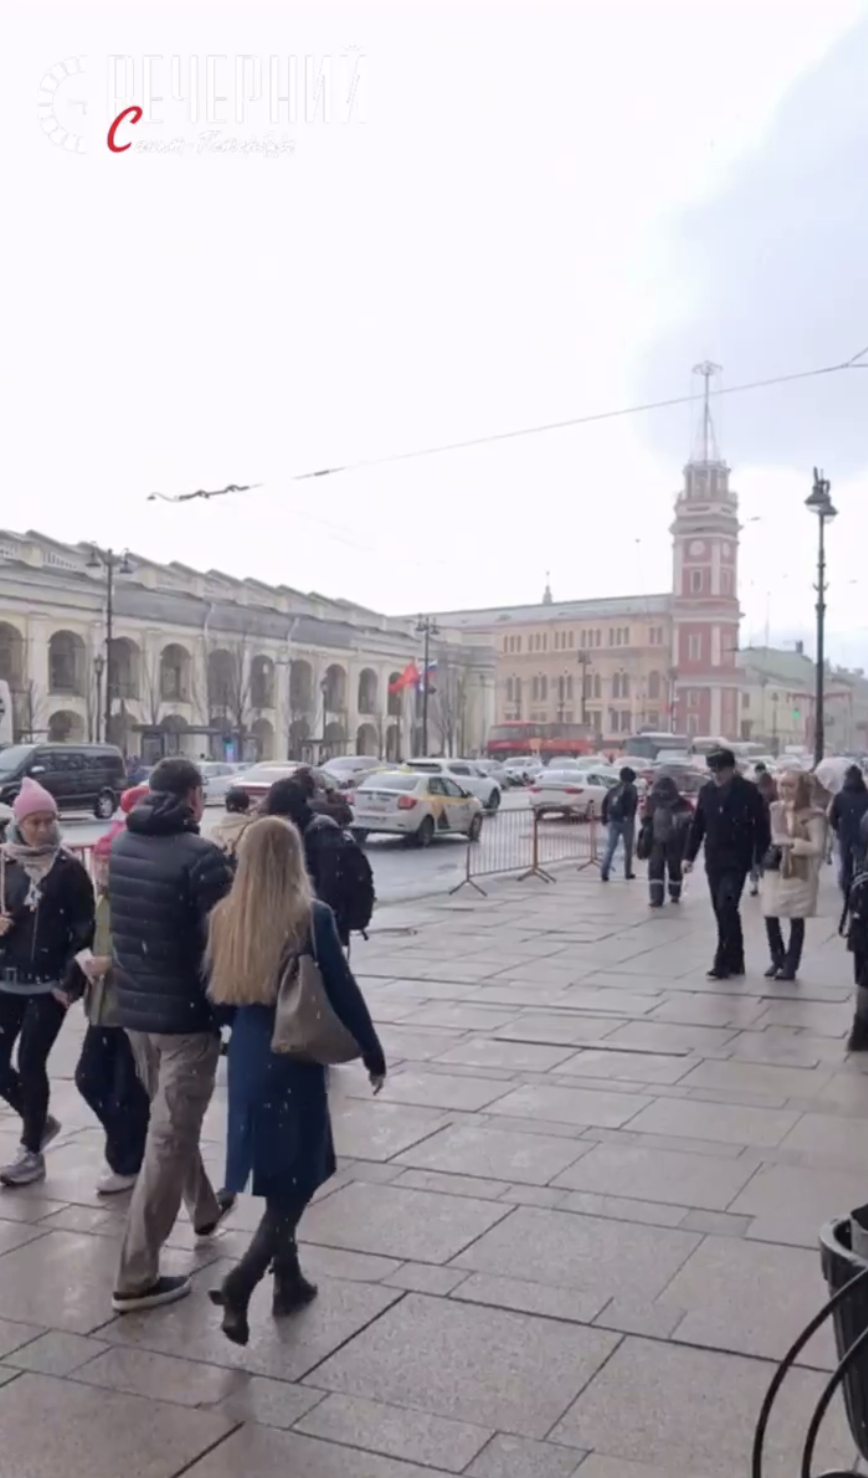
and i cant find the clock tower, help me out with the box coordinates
[670,362,742,739]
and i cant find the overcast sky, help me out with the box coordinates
[2,1,867,666]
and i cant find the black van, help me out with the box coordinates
[0,743,127,819]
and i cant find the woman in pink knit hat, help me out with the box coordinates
[0,778,94,1186]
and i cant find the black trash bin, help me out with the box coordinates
[820,1216,868,1463]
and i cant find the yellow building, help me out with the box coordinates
[435,590,675,747]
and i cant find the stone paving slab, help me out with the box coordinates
[308,1292,619,1438]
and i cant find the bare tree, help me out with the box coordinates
[141,650,164,728]
[429,651,469,757]
[12,679,47,741]
[205,630,254,756]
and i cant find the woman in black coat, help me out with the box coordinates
[205,815,386,1346]
[0,779,94,1186]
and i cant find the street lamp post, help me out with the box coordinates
[87,546,131,747]
[805,468,838,768]
[576,650,590,726]
[93,653,105,743]
[415,616,440,756]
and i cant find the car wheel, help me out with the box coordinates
[486,788,501,813]
[94,789,116,820]
[415,816,435,848]
[352,829,369,846]
[468,813,483,842]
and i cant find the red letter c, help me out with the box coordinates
[107,105,142,153]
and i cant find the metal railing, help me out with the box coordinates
[450,804,599,896]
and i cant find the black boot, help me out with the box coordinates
[764,959,783,979]
[848,1016,868,1053]
[272,1239,318,1317]
[209,1211,275,1346]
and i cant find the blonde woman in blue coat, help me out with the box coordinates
[205,816,385,1346]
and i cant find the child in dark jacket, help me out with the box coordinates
[72,830,150,1195]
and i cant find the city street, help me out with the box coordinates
[60,789,536,906]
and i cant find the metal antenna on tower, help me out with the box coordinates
[691,360,722,463]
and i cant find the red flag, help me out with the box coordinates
[389,662,419,694]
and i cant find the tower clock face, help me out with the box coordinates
[689,540,705,556]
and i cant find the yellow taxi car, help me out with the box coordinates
[350,769,483,847]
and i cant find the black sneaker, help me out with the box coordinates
[112,1274,191,1314]
[706,967,730,980]
[195,1189,237,1239]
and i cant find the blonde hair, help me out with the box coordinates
[206,816,313,1006]
[778,769,813,810]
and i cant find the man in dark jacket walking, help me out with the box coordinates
[829,765,868,900]
[110,759,234,1313]
[684,748,771,980]
[600,767,639,882]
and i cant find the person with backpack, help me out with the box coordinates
[640,773,692,907]
[749,770,778,896]
[263,778,375,945]
[829,765,868,901]
[600,767,638,882]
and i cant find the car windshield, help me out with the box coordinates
[360,773,418,792]
[0,745,33,773]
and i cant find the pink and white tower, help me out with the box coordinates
[670,362,742,739]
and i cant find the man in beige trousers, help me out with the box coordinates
[108,759,235,1312]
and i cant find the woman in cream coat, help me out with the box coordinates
[761,770,827,981]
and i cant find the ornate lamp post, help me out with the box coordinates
[804,469,838,767]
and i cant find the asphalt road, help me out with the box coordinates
[57,789,536,906]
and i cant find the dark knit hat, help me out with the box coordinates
[707,747,736,772]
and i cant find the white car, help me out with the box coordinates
[351,770,483,846]
[529,767,618,820]
[200,761,248,806]
[405,758,501,812]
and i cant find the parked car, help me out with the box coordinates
[232,761,334,806]
[529,767,618,820]
[471,759,509,787]
[324,760,389,794]
[322,755,382,785]
[501,757,538,786]
[405,758,501,812]
[200,761,248,806]
[0,741,127,819]
[351,770,483,846]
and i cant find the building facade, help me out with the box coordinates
[739,645,868,754]
[0,530,494,762]
[432,593,675,745]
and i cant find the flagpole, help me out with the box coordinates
[416,616,440,755]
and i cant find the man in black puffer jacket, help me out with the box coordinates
[110,758,234,1315]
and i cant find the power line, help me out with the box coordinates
[146,343,868,505]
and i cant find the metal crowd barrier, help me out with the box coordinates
[450,804,599,896]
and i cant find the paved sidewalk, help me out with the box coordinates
[0,863,864,1476]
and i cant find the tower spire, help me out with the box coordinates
[691,360,722,464]
[542,571,553,605]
